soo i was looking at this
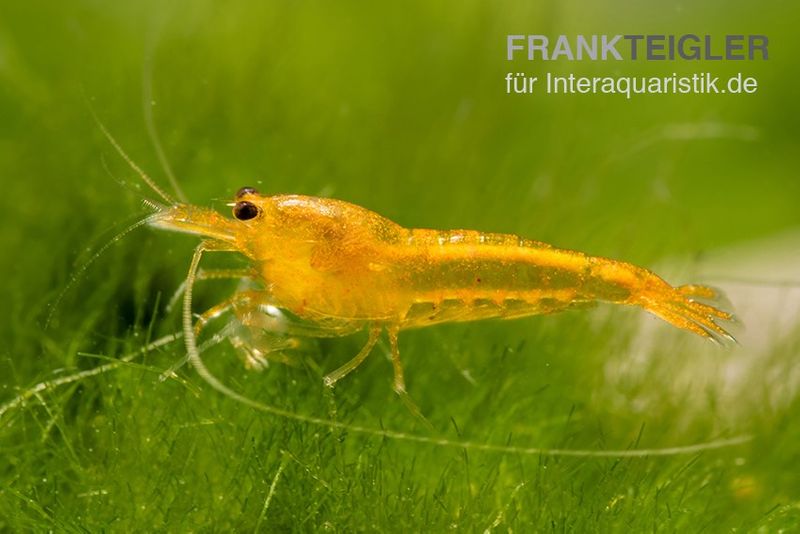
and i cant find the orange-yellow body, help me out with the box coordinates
[154,191,734,347]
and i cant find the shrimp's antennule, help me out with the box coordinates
[142,44,188,203]
[99,153,168,212]
[88,105,177,206]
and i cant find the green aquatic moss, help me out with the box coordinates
[1,0,799,531]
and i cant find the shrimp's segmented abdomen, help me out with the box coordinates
[389,229,736,342]
[391,229,591,328]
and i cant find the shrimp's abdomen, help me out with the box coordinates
[391,229,614,328]
[389,229,735,342]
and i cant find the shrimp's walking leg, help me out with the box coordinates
[167,268,252,312]
[323,325,381,387]
[194,296,238,338]
[387,325,432,428]
[160,296,239,379]
[160,321,235,381]
[387,326,406,394]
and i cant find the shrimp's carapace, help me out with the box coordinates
[150,189,735,397]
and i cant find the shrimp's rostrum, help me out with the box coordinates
[150,188,735,397]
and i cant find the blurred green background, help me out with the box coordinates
[1,0,799,531]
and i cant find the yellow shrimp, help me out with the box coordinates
[150,188,735,398]
[92,116,735,404]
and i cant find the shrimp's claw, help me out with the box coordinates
[228,330,302,370]
[646,284,739,346]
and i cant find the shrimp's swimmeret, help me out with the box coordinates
[149,188,735,398]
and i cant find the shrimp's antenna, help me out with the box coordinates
[85,100,177,206]
[45,212,163,330]
[143,34,188,203]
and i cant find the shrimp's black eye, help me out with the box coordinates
[233,201,259,221]
[236,186,259,198]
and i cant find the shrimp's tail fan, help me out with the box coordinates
[645,284,739,345]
